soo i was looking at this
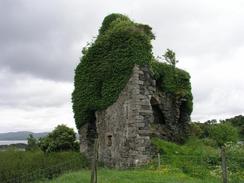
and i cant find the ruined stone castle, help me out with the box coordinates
[79,65,191,168]
[72,13,192,168]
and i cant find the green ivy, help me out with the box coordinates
[151,60,193,114]
[98,13,130,35]
[72,13,193,129]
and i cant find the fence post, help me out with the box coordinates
[158,153,161,169]
[90,138,98,183]
[221,146,228,183]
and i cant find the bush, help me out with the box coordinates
[26,134,39,151]
[151,137,243,181]
[39,125,79,153]
[209,123,238,147]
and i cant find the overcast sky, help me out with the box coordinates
[0,0,243,132]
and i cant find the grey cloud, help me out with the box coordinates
[0,0,244,132]
[0,0,102,81]
[135,0,244,59]
[1,0,244,81]
[0,69,73,108]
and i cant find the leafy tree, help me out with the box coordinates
[39,125,79,153]
[189,119,218,139]
[220,115,244,141]
[26,134,39,151]
[209,123,238,183]
[163,49,178,68]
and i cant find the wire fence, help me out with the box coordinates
[150,154,244,182]
[2,155,244,183]
[4,158,84,183]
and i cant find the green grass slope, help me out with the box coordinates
[0,150,87,183]
[42,138,243,183]
[41,169,220,183]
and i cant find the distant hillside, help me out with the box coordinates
[0,131,49,140]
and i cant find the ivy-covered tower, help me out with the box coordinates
[72,14,193,168]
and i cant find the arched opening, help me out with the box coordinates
[150,97,165,124]
[177,100,189,143]
[179,99,188,124]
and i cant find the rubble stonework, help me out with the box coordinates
[79,65,190,168]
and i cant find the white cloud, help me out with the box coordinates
[0,69,75,132]
[187,47,244,121]
[0,104,76,133]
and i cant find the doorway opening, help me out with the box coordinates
[150,97,165,124]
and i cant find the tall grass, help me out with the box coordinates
[42,169,221,183]
[151,137,244,182]
[1,138,243,183]
[0,150,87,182]
[45,138,243,183]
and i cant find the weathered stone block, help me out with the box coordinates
[137,122,145,127]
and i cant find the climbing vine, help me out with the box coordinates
[151,60,193,114]
[72,13,193,129]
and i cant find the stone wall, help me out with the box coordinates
[96,65,156,168]
[150,91,190,143]
[79,64,190,168]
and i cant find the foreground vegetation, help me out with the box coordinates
[0,151,87,183]
[40,137,243,183]
[1,136,243,183]
[151,138,244,182]
[1,119,243,182]
[42,169,221,183]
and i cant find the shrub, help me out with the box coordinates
[26,134,39,151]
[39,125,79,153]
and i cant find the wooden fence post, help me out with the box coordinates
[158,153,161,169]
[221,146,228,183]
[90,139,98,183]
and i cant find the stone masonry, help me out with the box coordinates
[79,65,190,168]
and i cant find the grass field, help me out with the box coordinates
[41,169,221,183]
[41,138,243,183]
[1,138,243,182]
[0,150,87,183]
